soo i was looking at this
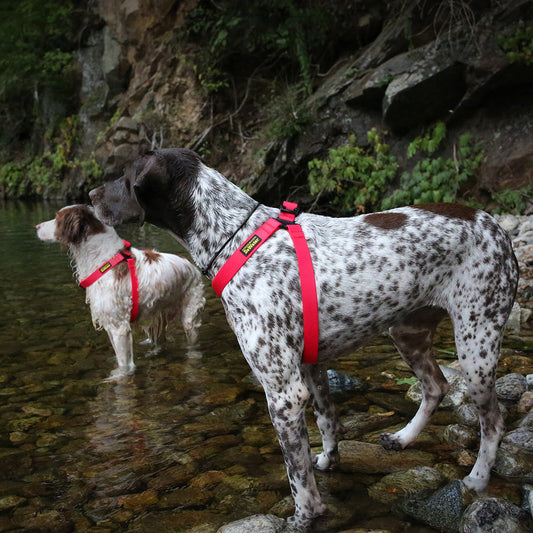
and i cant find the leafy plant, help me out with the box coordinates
[308,129,398,214]
[498,26,533,65]
[491,186,533,214]
[381,123,483,210]
[182,0,332,95]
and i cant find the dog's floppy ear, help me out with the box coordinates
[56,205,105,245]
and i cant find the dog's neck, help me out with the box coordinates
[181,163,274,277]
[68,227,125,281]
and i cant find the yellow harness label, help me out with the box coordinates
[99,262,112,273]
[240,234,262,256]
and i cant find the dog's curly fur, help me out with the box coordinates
[90,149,519,530]
[36,204,205,380]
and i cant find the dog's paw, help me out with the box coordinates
[379,433,404,451]
[463,474,489,494]
[312,449,339,471]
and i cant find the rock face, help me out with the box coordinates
[71,0,533,205]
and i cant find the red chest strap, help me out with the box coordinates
[212,201,319,364]
[79,240,139,323]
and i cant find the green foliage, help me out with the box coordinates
[0,1,75,100]
[498,26,533,65]
[0,116,103,198]
[381,123,483,209]
[308,129,398,213]
[265,83,313,139]
[491,186,533,214]
[308,122,489,214]
[182,0,332,95]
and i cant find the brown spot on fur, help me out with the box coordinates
[112,260,130,282]
[412,203,478,222]
[55,205,106,245]
[364,212,407,229]
[144,249,162,263]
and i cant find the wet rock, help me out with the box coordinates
[117,489,158,511]
[338,441,434,474]
[517,391,533,413]
[494,427,533,484]
[523,484,533,516]
[13,509,72,533]
[407,365,468,408]
[368,466,445,504]
[495,373,527,401]
[398,480,473,533]
[0,495,26,510]
[217,514,285,533]
[327,369,367,395]
[527,374,533,391]
[460,497,533,533]
[342,411,401,439]
[442,424,478,449]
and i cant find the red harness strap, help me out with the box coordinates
[212,201,319,364]
[79,240,139,322]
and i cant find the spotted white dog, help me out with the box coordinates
[36,204,205,380]
[90,149,519,531]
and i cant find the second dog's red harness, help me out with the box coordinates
[212,201,319,364]
[79,240,139,322]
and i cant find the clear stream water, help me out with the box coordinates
[0,201,531,533]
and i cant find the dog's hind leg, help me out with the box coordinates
[454,319,505,492]
[263,370,327,530]
[302,364,342,470]
[105,324,135,379]
[380,310,448,451]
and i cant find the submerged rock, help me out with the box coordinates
[398,480,472,533]
[217,514,285,533]
[460,498,533,533]
[339,441,434,474]
[327,369,367,395]
[368,466,445,504]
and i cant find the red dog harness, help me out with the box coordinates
[79,240,139,322]
[212,201,319,364]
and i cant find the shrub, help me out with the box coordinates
[308,129,398,214]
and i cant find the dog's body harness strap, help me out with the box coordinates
[212,201,319,364]
[79,239,139,323]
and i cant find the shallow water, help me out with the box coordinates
[0,201,531,533]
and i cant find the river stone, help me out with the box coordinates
[495,373,527,401]
[460,498,533,533]
[368,466,445,504]
[217,514,285,533]
[398,480,472,533]
[327,369,367,395]
[442,424,478,449]
[494,439,533,483]
[338,441,434,474]
[406,365,468,408]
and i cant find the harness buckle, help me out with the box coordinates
[280,204,300,216]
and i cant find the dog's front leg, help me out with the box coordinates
[105,324,135,380]
[264,374,327,531]
[301,364,342,470]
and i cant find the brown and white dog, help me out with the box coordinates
[90,149,519,530]
[36,204,205,380]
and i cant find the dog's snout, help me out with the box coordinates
[35,223,41,230]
